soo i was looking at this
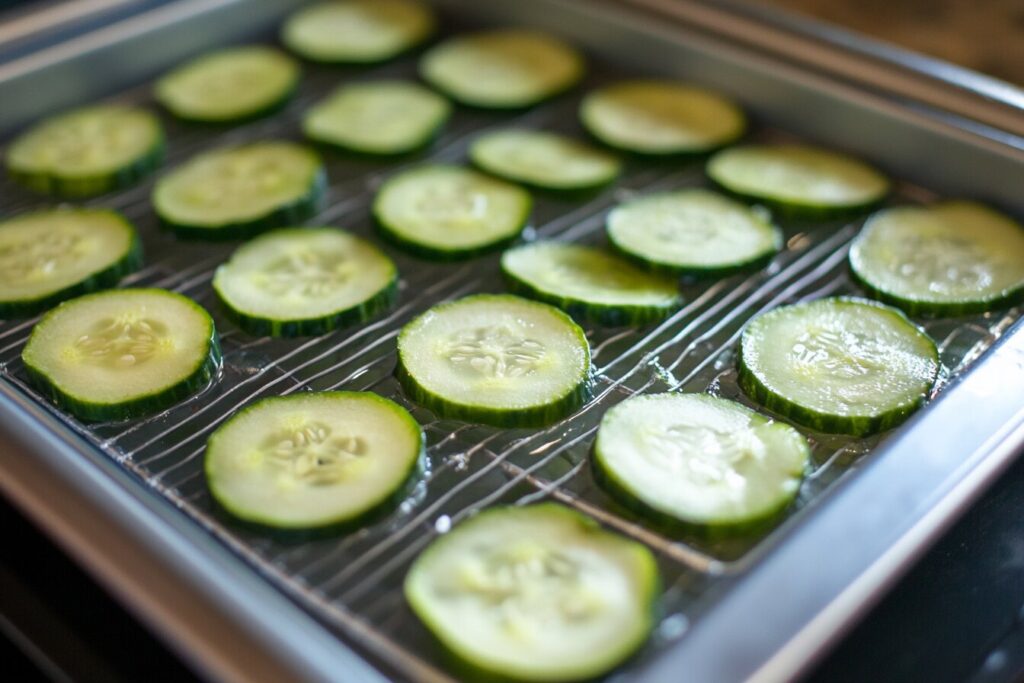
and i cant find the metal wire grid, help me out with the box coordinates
[1,44,1020,682]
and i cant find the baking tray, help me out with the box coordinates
[2,1,1023,682]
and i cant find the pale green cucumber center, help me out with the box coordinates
[470,129,620,188]
[282,0,434,62]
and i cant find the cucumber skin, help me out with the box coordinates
[707,173,888,221]
[607,231,781,280]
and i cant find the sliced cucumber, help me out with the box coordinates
[22,289,220,422]
[607,188,782,277]
[153,142,325,240]
[302,80,451,156]
[6,105,163,197]
[213,227,397,337]
[0,209,142,318]
[282,0,435,64]
[850,201,1024,317]
[205,392,423,531]
[738,297,938,436]
[397,294,590,426]
[420,29,584,109]
[155,46,299,123]
[707,144,890,219]
[469,129,621,193]
[405,503,658,682]
[593,393,810,533]
[580,80,746,156]
[373,164,531,259]
[501,242,681,326]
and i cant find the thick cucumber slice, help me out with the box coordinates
[420,30,585,109]
[282,0,435,64]
[580,80,746,156]
[6,105,163,197]
[738,297,938,436]
[593,393,810,533]
[22,289,220,422]
[850,201,1024,317]
[153,142,325,240]
[707,144,890,219]
[373,165,531,259]
[501,242,681,326]
[0,209,142,318]
[397,294,590,426]
[405,503,658,682]
[155,46,299,123]
[469,129,621,193]
[205,392,423,532]
[213,227,398,337]
[607,188,782,277]
[302,80,451,156]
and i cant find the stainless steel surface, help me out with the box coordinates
[1,1,1023,682]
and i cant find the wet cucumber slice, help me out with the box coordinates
[738,297,938,436]
[850,201,1024,317]
[213,227,398,337]
[373,164,531,259]
[153,142,325,240]
[282,0,435,64]
[501,241,681,325]
[155,46,299,123]
[205,392,424,532]
[580,80,746,156]
[302,80,451,156]
[5,105,163,197]
[397,294,590,426]
[469,129,621,193]
[607,188,782,277]
[594,393,810,534]
[707,144,890,219]
[420,29,585,109]
[22,289,220,422]
[405,503,658,682]
[0,209,142,318]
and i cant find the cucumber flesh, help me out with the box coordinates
[405,503,658,682]
[213,227,397,337]
[22,288,220,422]
[850,201,1024,317]
[0,209,142,318]
[205,392,423,531]
[397,294,590,426]
[501,241,681,325]
[580,80,746,156]
[469,129,621,192]
[607,188,781,276]
[594,393,810,531]
[738,297,938,436]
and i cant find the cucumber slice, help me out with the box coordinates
[213,227,398,337]
[373,165,531,259]
[405,503,658,682]
[738,297,938,436]
[6,105,163,197]
[22,289,220,422]
[849,201,1024,317]
[153,142,325,240]
[205,392,423,532]
[397,294,590,426]
[155,46,299,123]
[420,30,585,109]
[707,144,890,219]
[0,209,142,318]
[593,393,810,533]
[580,80,746,156]
[302,80,451,156]
[501,242,681,325]
[469,129,621,193]
[606,188,782,277]
[282,0,435,64]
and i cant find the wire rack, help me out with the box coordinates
[0,37,1020,682]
